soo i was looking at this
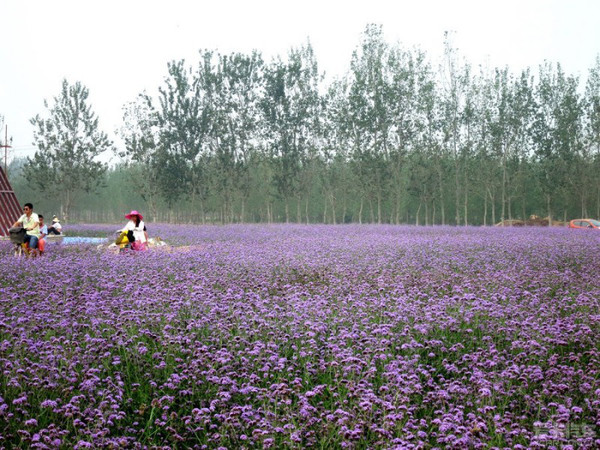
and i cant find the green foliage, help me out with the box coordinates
[15,26,600,225]
[26,79,112,220]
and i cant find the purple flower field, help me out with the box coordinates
[1,225,599,449]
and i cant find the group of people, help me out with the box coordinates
[11,203,62,256]
[11,204,148,256]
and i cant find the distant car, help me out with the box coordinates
[569,219,600,229]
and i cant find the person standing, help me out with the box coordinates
[12,203,41,256]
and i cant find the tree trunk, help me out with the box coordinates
[285,199,290,223]
[415,202,421,226]
[464,187,468,226]
[200,199,206,225]
[61,190,73,223]
[330,193,336,225]
[455,162,461,225]
[483,193,488,226]
[546,195,552,226]
[395,189,401,225]
[437,165,445,225]
[501,159,507,223]
[491,192,496,225]
[296,197,301,224]
[305,198,310,225]
[358,198,363,224]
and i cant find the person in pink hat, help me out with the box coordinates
[121,210,148,251]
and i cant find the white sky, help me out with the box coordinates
[1,0,599,162]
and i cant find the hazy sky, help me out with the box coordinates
[1,0,599,162]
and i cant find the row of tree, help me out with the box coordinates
[14,25,600,225]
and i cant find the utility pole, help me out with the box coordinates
[1,125,12,173]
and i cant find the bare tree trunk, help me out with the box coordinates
[437,166,445,225]
[489,189,496,225]
[323,197,328,224]
[546,195,552,226]
[425,202,429,226]
[330,193,336,225]
[358,198,363,224]
[377,191,382,224]
[501,160,507,222]
[416,202,421,226]
[464,188,468,226]
[296,197,301,224]
[266,202,271,224]
[61,190,73,223]
[455,162,461,225]
[285,200,290,224]
[395,190,401,224]
[200,199,206,225]
[305,198,310,225]
[483,193,488,226]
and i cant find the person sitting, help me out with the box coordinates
[121,210,148,251]
[12,203,41,257]
[37,214,48,255]
[47,216,63,235]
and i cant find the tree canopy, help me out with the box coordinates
[12,26,600,225]
[26,79,113,220]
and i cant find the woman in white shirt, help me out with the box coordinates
[122,210,149,251]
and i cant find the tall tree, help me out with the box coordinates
[439,32,471,225]
[261,42,322,223]
[532,63,582,223]
[487,68,535,223]
[387,45,433,224]
[348,24,391,223]
[118,93,162,219]
[156,58,211,218]
[323,77,353,224]
[209,51,264,223]
[26,79,112,220]
[583,56,600,217]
